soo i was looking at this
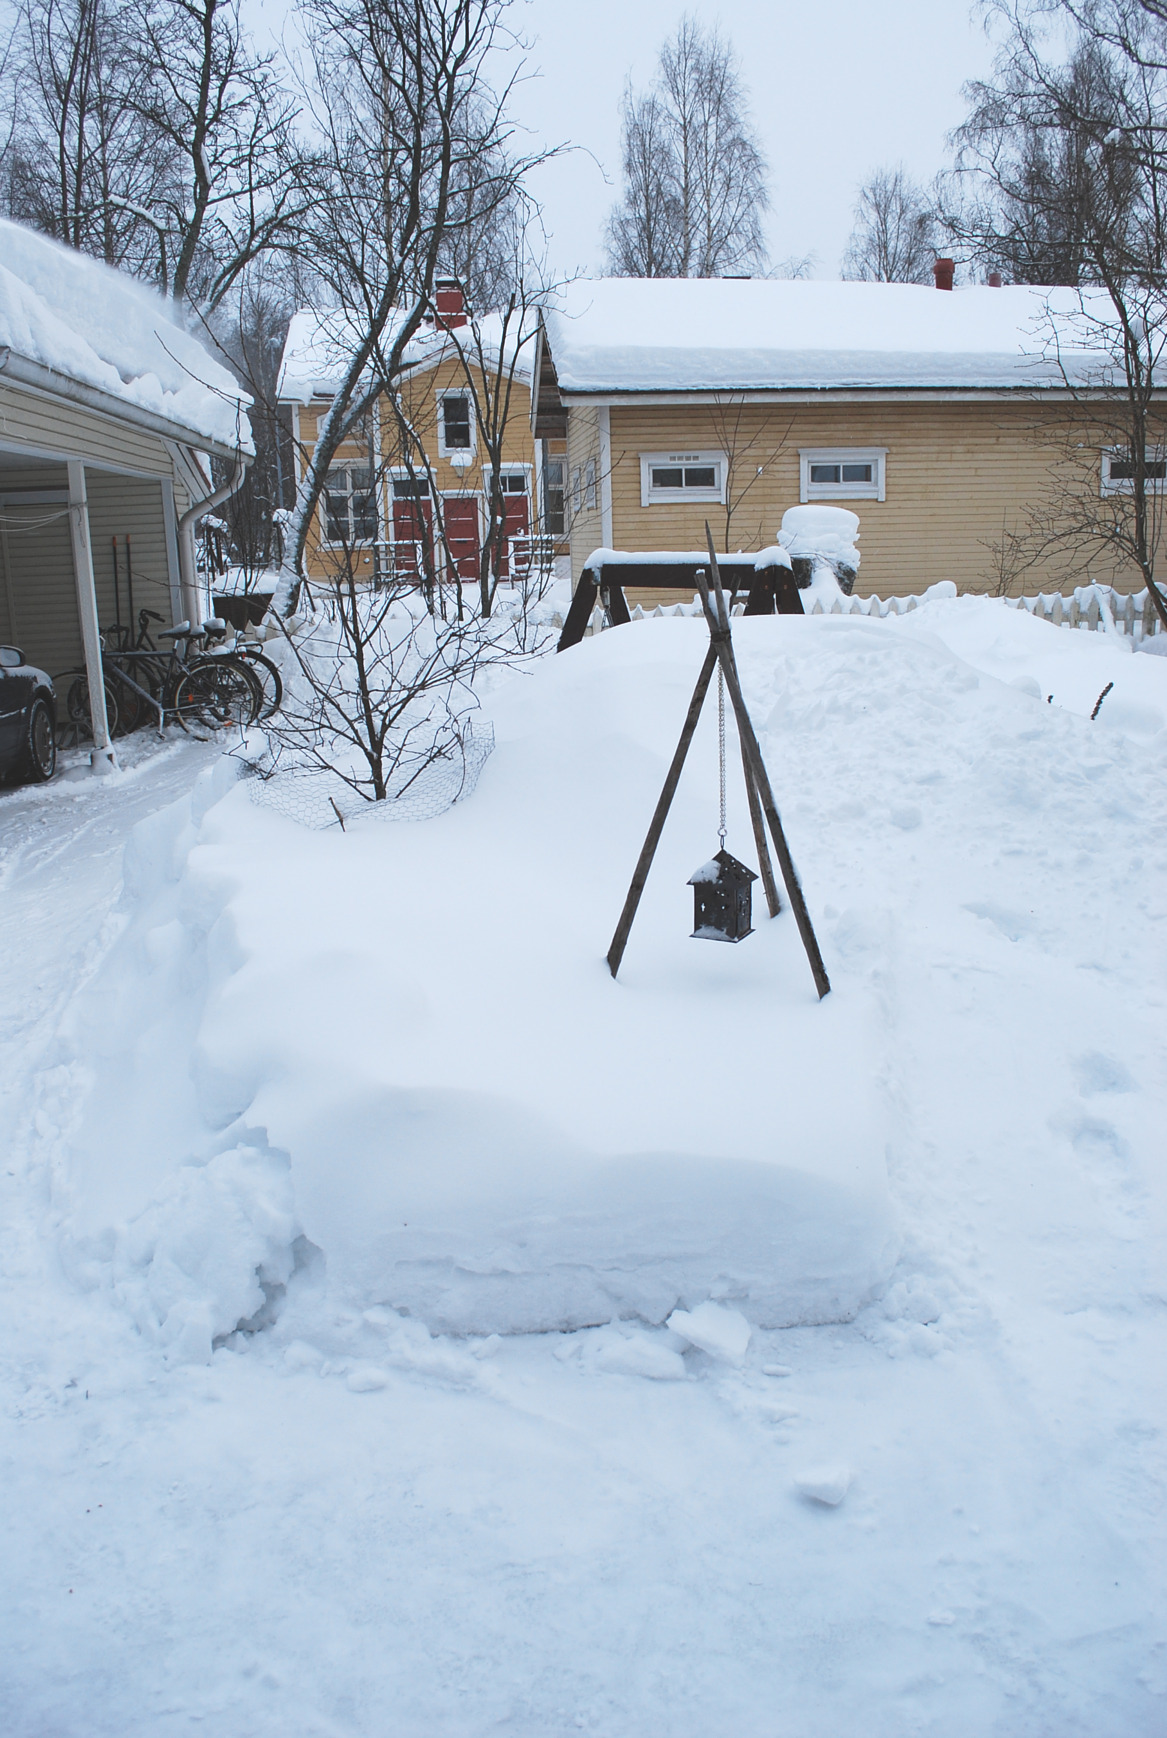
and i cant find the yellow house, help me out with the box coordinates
[532,277,1150,605]
[278,286,566,593]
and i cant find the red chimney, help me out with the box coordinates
[933,258,955,291]
[987,271,1003,288]
[434,279,467,330]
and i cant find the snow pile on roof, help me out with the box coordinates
[543,278,1116,393]
[0,218,252,451]
[278,305,536,401]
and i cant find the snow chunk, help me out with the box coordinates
[667,1302,752,1366]
[346,1365,390,1392]
[794,1465,853,1506]
[591,1331,688,1380]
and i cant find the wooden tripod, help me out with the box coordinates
[605,526,831,1000]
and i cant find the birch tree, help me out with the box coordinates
[841,165,937,283]
[605,16,768,278]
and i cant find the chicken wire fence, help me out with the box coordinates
[239,721,494,830]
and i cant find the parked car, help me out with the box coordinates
[0,646,57,784]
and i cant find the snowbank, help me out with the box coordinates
[0,218,252,451]
[56,625,902,1347]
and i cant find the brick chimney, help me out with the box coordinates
[434,279,468,330]
[987,271,1003,288]
[933,258,955,291]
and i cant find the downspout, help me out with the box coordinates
[177,453,250,625]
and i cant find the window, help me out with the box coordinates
[1102,448,1167,494]
[584,459,597,510]
[639,450,726,507]
[572,467,582,514]
[439,393,474,459]
[324,466,378,543]
[799,448,886,502]
[542,458,565,535]
[499,472,528,493]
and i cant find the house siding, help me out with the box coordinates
[0,458,176,690]
[295,356,539,582]
[568,399,1130,603]
[0,381,178,478]
[566,403,604,582]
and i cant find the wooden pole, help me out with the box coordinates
[699,528,830,998]
[742,740,781,917]
[606,644,718,978]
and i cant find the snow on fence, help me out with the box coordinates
[579,583,1164,642]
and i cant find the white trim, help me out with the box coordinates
[598,407,613,547]
[1100,446,1167,495]
[639,449,727,507]
[437,388,475,463]
[160,477,183,623]
[799,447,887,503]
[66,459,115,767]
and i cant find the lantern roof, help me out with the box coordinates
[688,849,757,887]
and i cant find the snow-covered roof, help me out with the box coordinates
[542,278,1116,395]
[0,218,252,452]
[277,306,536,402]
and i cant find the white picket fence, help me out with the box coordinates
[584,582,1164,642]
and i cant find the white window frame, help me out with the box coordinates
[571,467,582,514]
[485,463,533,497]
[437,389,475,464]
[1101,446,1167,495]
[799,448,887,503]
[322,463,379,546]
[639,450,727,508]
[584,458,597,511]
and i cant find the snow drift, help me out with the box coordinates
[54,621,908,1348]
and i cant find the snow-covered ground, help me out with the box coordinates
[1,600,1164,1736]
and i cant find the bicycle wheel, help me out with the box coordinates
[66,673,120,741]
[240,649,282,720]
[168,658,262,730]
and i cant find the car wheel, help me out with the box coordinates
[23,695,57,782]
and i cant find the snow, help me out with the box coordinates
[0,218,252,451]
[667,1301,752,1366]
[278,305,535,402]
[1,596,1165,1734]
[793,1464,853,1507]
[543,278,1115,392]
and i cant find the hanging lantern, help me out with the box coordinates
[689,849,757,943]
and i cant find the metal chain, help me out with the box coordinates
[717,662,727,848]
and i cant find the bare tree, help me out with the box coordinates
[0,0,302,314]
[0,0,172,275]
[705,395,795,552]
[281,0,549,606]
[605,16,768,278]
[129,0,303,313]
[943,0,1167,624]
[841,165,938,283]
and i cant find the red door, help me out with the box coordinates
[391,488,433,581]
[443,495,480,584]
[500,480,530,579]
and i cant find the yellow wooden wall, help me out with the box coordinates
[294,357,538,581]
[570,399,1138,600]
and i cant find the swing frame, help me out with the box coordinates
[605,525,831,1000]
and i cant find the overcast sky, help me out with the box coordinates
[252,0,1001,283]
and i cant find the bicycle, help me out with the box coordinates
[201,620,283,721]
[63,610,263,739]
